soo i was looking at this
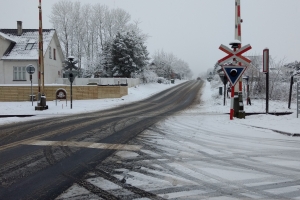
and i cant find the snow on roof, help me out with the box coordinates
[0,32,17,43]
[0,29,55,60]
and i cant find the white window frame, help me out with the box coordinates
[53,48,56,60]
[25,43,34,50]
[49,46,52,59]
[13,66,26,81]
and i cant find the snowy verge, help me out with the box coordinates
[189,81,300,135]
[1,79,299,136]
[0,80,187,125]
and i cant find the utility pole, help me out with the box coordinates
[39,0,44,97]
[35,0,48,110]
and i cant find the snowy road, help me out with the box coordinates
[57,114,300,200]
[0,81,202,199]
[56,83,300,200]
[1,79,300,199]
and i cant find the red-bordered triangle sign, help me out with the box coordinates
[222,65,247,86]
[218,44,252,66]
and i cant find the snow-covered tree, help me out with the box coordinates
[50,0,73,58]
[50,1,137,77]
[151,50,192,79]
[99,39,113,77]
[110,31,149,78]
[284,61,300,75]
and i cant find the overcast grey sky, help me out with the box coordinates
[1,0,300,76]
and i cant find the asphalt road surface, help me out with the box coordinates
[0,80,203,199]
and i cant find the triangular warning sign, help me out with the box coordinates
[222,65,247,86]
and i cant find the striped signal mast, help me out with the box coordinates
[219,0,251,120]
[235,0,245,117]
[235,0,242,44]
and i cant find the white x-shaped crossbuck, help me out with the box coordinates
[218,44,252,66]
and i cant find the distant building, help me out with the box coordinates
[0,21,64,84]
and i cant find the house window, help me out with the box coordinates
[25,43,34,50]
[25,39,36,50]
[13,66,26,81]
[49,46,52,59]
[53,48,56,60]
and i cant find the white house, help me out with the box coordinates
[0,21,64,84]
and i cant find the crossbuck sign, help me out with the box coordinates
[218,44,252,66]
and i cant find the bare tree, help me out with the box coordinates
[92,4,108,51]
[50,0,74,57]
[152,50,192,79]
[70,1,84,69]
[269,57,287,100]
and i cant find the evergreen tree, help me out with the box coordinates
[111,31,149,78]
[101,40,113,77]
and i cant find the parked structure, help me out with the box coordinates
[0,21,64,84]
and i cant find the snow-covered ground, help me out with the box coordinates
[196,81,299,135]
[1,79,298,135]
[0,80,187,125]
[54,80,300,199]
[2,80,300,199]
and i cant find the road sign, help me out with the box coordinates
[65,70,78,83]
[26,64,35,74]
[218,73,228,85]
[263,48,269,73]
[218,44,252,66]
[222,65,247,86]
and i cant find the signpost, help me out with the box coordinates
[218,44,251,120]
[65,70,78,109]
[218,71,228,106]
[26,64,35,106]
[222,65,247,120]
[64,56,78,109]
[263,48,269,114]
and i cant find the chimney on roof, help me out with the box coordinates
[17,21,22,36]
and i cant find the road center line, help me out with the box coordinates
[21,140,142,151]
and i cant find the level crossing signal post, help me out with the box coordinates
[218,41,251,120]
[64,56,78,109]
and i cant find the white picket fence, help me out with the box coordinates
[55,78,140,88]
